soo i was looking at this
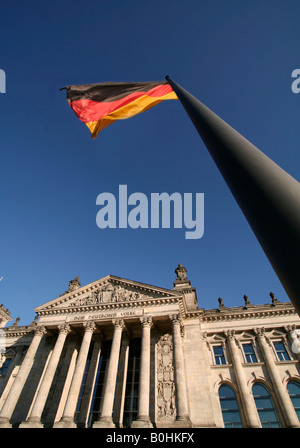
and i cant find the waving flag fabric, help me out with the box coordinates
[64,81,177,138]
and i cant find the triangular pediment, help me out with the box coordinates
[237,331,256,341]
[206,333,226,343]
[266,328,287,338]
[35,275,181,314]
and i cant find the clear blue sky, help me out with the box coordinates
[1,1,300,325]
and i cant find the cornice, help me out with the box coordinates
[202,302,297,322]
[3,325,35,338]
[181,302,297,322]
[36,295,185,317]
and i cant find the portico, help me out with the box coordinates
[0,271,195,428]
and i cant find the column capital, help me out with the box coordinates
[83,321,96,333]
[169,314,185,337]
[253,327,265,338]
[284,324,296,334]
[112,318,125,330]
[58,323,71,335]
[253,327,273,348]
[225,329,235,340]
[140,316,153,328]
[33,325,47,337]
[169,313,182,325]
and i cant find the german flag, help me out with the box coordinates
[64,81,178,138]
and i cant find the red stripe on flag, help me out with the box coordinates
[69,83,174,123]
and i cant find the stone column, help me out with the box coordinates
[54,321,96,428]
[225,330,260,428]
[169,314,191,427]
[113,332,130,427]
[0,347,23,409]
[93,319,124,428]
[0,326,47,428]
[20,324,71,428]
[132,316,153,428]
[76,333,103,427]
[254,327,300,428]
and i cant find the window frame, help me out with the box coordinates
[242,342,258,363]
[252,382,281,428]
[218,384,244,428]
[287,380,300,421]
[272,340,291,362]
[212,344,227,366]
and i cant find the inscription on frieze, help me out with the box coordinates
[66,309,144,323]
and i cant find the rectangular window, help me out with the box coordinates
[213,345,226,365]
[242,343,258,363]
[273,341,290,361]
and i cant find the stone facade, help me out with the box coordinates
[0,265,299,428]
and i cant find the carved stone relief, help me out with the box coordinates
[156,333,176,422]
[69,282,152,307]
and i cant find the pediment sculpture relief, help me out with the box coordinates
[69,283,150,307]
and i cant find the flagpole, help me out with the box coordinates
[166,76,300,314]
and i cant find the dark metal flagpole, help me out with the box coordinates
[166,76,300,314]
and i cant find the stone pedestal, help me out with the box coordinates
[0,418,12,428]
[51,417,77,428]
[92,417,116,428]
[19,418,44,428]
[131,416,153,428]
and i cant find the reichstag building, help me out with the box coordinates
[0,264,299,428]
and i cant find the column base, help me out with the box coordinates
[92,417,116,428]
[0,417,12,428]
[173,416,192,428]
[19,418,44,428]
[131,416,153,428]
[53,417,77,428]
[288,422,300,428]
[156,418,192,428]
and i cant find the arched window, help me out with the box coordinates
[218,384,243,428]
[252,383,281,428]
[287,381,300,420]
